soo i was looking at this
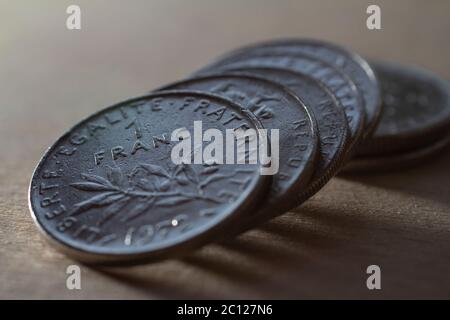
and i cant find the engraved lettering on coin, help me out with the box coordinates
[29,92,270,264]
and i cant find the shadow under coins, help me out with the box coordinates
[91,149,450,299]
[93,266,213,299]
[91,204,375,299]
[92,200,450,299]
[340,146,450,208]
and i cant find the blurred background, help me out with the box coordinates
[1,0,449,299]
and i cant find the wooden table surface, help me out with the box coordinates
[1,0,449,299]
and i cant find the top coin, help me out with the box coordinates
[158,74,319,217]
[357,61,450,156]
[195,38,381,138]
[29,91,270,264]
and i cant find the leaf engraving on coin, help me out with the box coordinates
[29,91,270,264]
[69,163,228,223]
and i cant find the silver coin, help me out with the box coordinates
[29,91,271,264]
[357,61,450,156]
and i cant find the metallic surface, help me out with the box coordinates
[29,91,270,264]
[357,61,450,156]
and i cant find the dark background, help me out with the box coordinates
[1,0,449,299]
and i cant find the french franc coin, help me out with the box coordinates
[195,54,366,155]
[196,38,382,138]
[221,67,350,202]
[158,74,319,222]
[345,133,450,173]
[357,61,450,156]
[29,91,271,265]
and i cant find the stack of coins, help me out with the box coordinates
[29,39,450,265]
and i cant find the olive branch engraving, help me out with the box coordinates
[69,163,230,226]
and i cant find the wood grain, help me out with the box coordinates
[0,0,449,299]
